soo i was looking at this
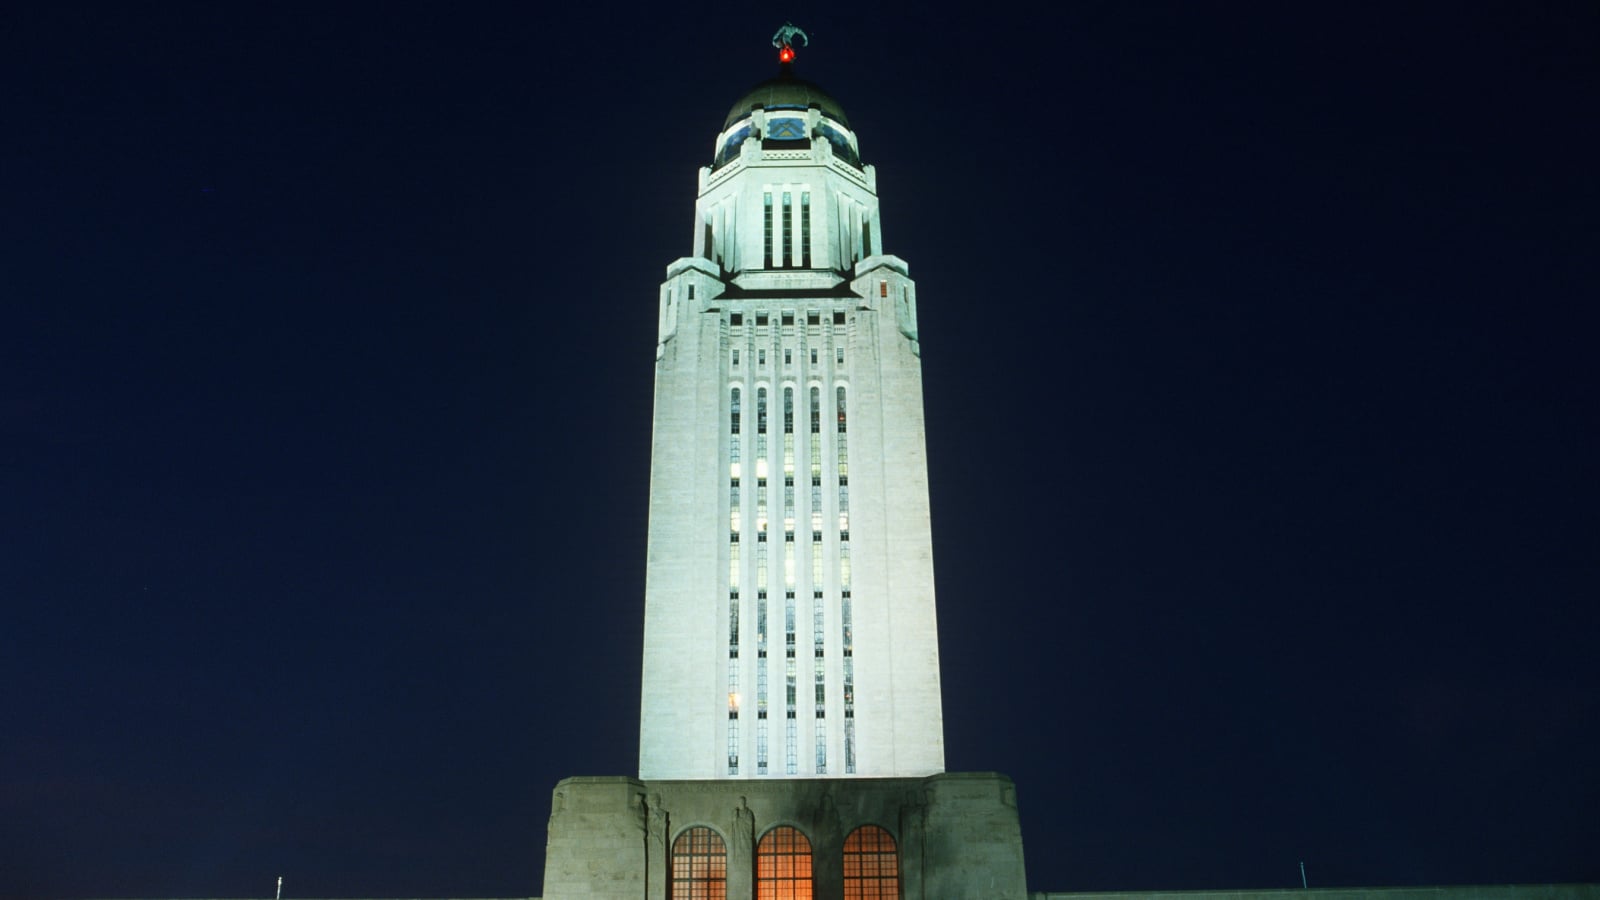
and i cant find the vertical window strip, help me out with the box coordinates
[756,386,770,772]
[763,191,774,269]
[782,191,793,268]
[819,704,832,768]
[783,387,795,537]
[728,659,739,775]
[814,601,827,774]
[837,386,856,772]
[801,191,811,268]
[728,386,742,775]
[785,710,798,776]
[758,539,769,775]
[756,387,768,535]
[758,687,769,773]
[786,571,798,775]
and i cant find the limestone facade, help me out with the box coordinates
[640,62,943,781]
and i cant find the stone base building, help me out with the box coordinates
[541,774,1027,899]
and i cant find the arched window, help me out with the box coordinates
[671,826,727,900]
[843,825,899,899]
[756,825,813,899]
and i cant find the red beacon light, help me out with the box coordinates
[772,23,806,65]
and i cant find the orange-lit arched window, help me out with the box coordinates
[671,826,727,900]
[843,825,899,899]
[756,824,813,899]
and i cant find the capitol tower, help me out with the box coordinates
[542,27,1028,899]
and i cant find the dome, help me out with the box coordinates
[722,68,850,129]
[713,66,861,170]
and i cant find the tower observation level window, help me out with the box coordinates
[782,192,793,268]
[801,192,811,268]
[763,192,774,269]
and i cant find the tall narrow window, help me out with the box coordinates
[842,826,899,900]
[836,385,856,772]
[756,826,813,900]
[763,191,774,269]
[814,592,827,775]
[756,383,771,773]
[782,192,793,268]
[728,385,744,776]
[862,220,872,259]
[800,192,812,268]
[672,827,728,900]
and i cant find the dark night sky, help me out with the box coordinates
[3,3,1597,898]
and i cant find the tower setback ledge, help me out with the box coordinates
[731,268,848,292]
[854,253,910,280]
[665,256,721,281]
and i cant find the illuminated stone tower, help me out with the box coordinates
[542,29,1026,899]
[638,38,943,784]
